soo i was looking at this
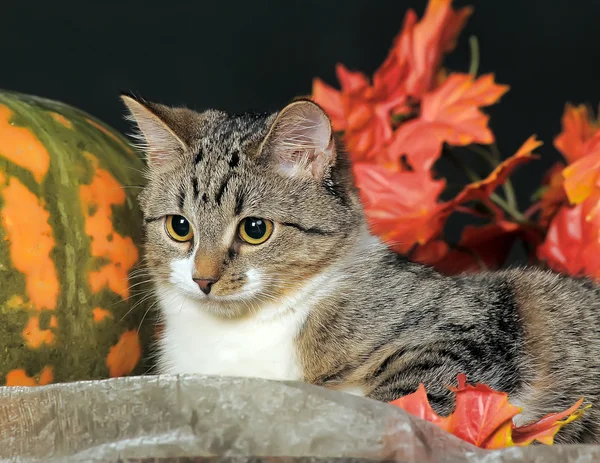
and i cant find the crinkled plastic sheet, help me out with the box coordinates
[0,375,598,462]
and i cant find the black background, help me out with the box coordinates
[3,0,599,253]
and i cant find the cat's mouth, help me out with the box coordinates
[186,270,264,303]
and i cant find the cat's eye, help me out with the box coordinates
[165,215,194,242]
[238,217,273,245]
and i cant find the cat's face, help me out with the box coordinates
[123,97,364,317]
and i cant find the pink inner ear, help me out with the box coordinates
[268,101,334,179]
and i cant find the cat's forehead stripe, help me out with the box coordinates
[192,177,200,200]
[177,185,186,211]
[215,171,234,206]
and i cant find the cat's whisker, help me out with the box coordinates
[121,96,600,444]
[117,289,159,322]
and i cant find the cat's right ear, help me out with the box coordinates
[257,99,336,181]
[120,94,189,168]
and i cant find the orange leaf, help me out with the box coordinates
[562,149,600,205]
[537,193,600,281]
[386,74,509,171]
[392,0,473,98]
[312,78,345,132]
[512,398,588,446]
[390,384,450,429]
[389,374,588,449]
[412,221,542,275]
[448,374,521,447]
[450,136,541,207]
[554,103,599,164]
[353,163,445,253]
[312,63,407,163]
[552,103,600,211]
[534,162,567,227]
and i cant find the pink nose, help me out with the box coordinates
[193,278,218,295]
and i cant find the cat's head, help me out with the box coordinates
[122,95,365,317]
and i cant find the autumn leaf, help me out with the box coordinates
[312,63,407,163]
[386,74,510,172]
[552,103,600,212]
[562,150,600,206]
[554,103,599,164]
[390,383,450,428]
[389,374,588,448]
[411,221,542,275]
[409,240,450,267]
[390,0,473,99]
[537,193,600,281]
[311,0,473,163]
[447,374,522,448]
[449,136,541,208]
[511,398,588,446]
[353,163,446,253]
[532,162,567,228]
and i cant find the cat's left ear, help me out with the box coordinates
[120,94,190,169]
[258,100,335,180]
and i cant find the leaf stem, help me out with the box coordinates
[467,144,520,211]
[468,36,480,76]
[444,149,528,223]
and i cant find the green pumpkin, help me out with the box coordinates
[0,90,154,385]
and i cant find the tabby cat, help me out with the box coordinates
[122,95,600,444]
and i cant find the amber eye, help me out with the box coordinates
[238,217,273,245]
[165,215,194,242]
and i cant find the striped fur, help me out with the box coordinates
[123,96,600,444]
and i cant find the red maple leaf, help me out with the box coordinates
[555,103,599,164]
[448,136,541,208]
[411,221,542,275]
[390,374,588,449]
[312,64,407,163]
[386,74,509,172]
[353,163,446,253]
[552,103,600,212]
[532,162,567,228]
[356,137,540,256]
[392,0,473,99]
[537,193,600,281]
[311,0,473,164]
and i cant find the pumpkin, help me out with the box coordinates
[0,90,154,386]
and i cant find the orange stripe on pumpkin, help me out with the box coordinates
[0,177,59,311]
[0,105,50,183]
[5,366,53,386]
[22,315,55,348]
[85,118,135,155]
[92,307,113,322]
[106,330,141,377]
[48,112,73,129]
[80,153,138,298]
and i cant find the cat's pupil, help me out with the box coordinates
[244,218,267,239]
[172,215,190,237]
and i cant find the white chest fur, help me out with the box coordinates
[157,288,306,381]
[155,232,377,383]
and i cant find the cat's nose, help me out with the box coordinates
[193,278,218,295]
